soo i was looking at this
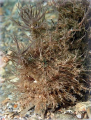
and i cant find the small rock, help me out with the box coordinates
[8,94,14,100]
[64,110,74,114]
[8,61,12,65]
[10,77,19,82]
[76,112,83,119]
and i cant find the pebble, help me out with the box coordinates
[10,77,19,82]
[8,94,14,100]
[76,112,82,119]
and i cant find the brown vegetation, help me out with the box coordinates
[8,0,90,117]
